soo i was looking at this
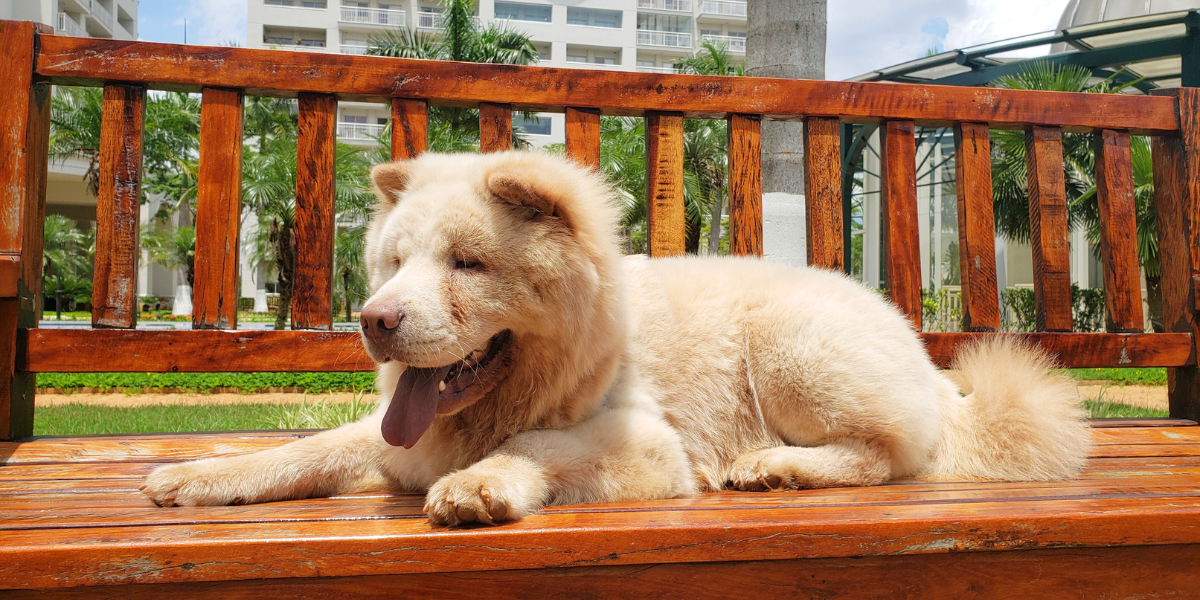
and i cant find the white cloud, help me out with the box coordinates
[183,0,247,46]
[827,0,1071,80]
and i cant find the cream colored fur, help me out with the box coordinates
[142,150,1091,524]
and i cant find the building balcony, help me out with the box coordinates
[339,6,406,28]
[337,122,385,142]
[56,13,86,37]
[417,12,445,29]
[700,34,745,53]
[340,44,370,55]
[265,42,329,52]
[636,65,679,74]
[80,0,114,32]
[637,0,692,13]
[698,0,746,19]
[637,29,692,49]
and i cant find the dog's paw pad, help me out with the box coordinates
[424,469,538,526]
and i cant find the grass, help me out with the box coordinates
[1065,367,1168,386]
[33,395,377,436]
[1083,400,1168,418]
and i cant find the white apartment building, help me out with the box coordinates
[246,0,746,145]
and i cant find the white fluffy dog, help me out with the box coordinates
[142,151,1091,525]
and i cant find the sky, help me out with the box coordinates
[136,0,1072,80]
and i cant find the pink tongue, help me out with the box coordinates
[381,365,453,448]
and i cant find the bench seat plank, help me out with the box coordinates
[1,423,1200,592]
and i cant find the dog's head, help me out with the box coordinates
[361,151,625,448]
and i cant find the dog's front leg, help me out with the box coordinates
[424,407,694,525]
[141,414,395,507]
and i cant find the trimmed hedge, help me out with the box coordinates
[37,372,378,393]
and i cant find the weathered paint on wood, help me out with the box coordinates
[1094,129,1146,333]
[564,107,601,170]
[479,103,512,153]
[1025,126,1074,332]
[390,98,427,161]
[91,84,145,329]
[192,87,244,330]
[804,117,842,270]
[32,36,1181,133]
[880,121,922,330]
[292,93,336,331]
[953,123,1000,332]
[728,114,762,257]
[0,22,50,440]
[645,112,686,257]
[1152,87,1200,421]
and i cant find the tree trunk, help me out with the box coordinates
[1146,274,1164,333]
[54,276,62,320]
[707,195,724,255]
[343,270,353,322]
[686,214,702,254]
[271,222,296,331]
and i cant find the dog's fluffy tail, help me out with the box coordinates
[922,338,1091,481]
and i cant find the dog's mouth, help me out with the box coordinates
[381,330,513,448]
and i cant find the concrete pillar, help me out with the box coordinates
[747,0,826,266]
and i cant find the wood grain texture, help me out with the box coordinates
[21,330,373,373]
[192,87,244,330]
[479,102,512,153]
[727,114,762,257]
[880,121,922,330]
[1152,88,1200,421]
[292,93,336,331]
[1094,129,1146,333]
[32,36,1180,133]
[91,84,145,329]
[804,117,842,270]
[389,98,427,160]
[6,545,1198,600]
[953,123,1000,331]
[645,112,686,257]
[920,332,1193,368]
[1025,126,1074,332]
[564,107,600,170]
[0,22,50,440]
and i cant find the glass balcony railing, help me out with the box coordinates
[56,13,86,37]
[699,0,747,18]
[340,44,369,55]
[417,11,445,29]
[337,122,386,141]
[81,0,114,30]
[700,34,745,53]
[339,6,406,27]
[636,65,679,74]
[636,29,692,48]
[637,0,692,12]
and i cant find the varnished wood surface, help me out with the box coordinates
[727,114,762,257]
[804,117,842,270]
[953,123,1000,331]
[479,103,512,153]
[0,422,1198,592]
[1025,126,1074,332]
[563,107,600,170]
[645,112,686,257]
[390,98,427,160]
[20,330,1194,372]
[881,121,922,330]
[1095,129,1146,333]
[91,84,145,329]
[292,94,336,331]
[31,35,1181,133]
[192,87,244,330]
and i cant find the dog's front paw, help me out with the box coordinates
[424,465,546,526]
[141,460,241,507]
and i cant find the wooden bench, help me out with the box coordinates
[2,19,1200,598]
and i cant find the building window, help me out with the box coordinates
[265,0,294,5]
[593,56,615,65]
[514,115,551,136]
[567,7,622,28]
[377,117,389,125]
[299,38,326,47]
[637,13,689,32]
[343,115,367,123]
[566,54,587,63]
[494,2,551,23]
[265,36,293,45]
[300,1,327,7]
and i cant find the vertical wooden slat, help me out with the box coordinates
[192,87,244,330]
[953,122,1000,332]
[565,107,601,170]
[728,114,763,257]
[0,22,50,440]
[1025,126,1074,332]
[804,117,842,269]
[645,112,686,257]
[1094,129,1145,333]
[880,120,922,330]
[91,84,146,329]
[292,93,336,331]
[1152,87,1200,420]
[479,103,512,153]
[391,98,427,160]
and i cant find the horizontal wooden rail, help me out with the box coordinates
[18,330,1193,373]
[33,35,1179,133]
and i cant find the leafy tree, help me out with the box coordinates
[142,225,197,289]
[334,226,369,322]
[42,215,90,319]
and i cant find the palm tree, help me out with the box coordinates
[48,87,104,197]
[42,215,90,319]
[334,226,369,322]
[988,62,1162,330]
[244,97,299,154]
[142,225,197,289]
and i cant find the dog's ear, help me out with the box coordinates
[371,161,411,206]
[485,156,580,230]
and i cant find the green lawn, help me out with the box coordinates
[1064,367,1168,386]
[1082,400,1168,419]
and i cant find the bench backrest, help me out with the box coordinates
[2,20,1199,439]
